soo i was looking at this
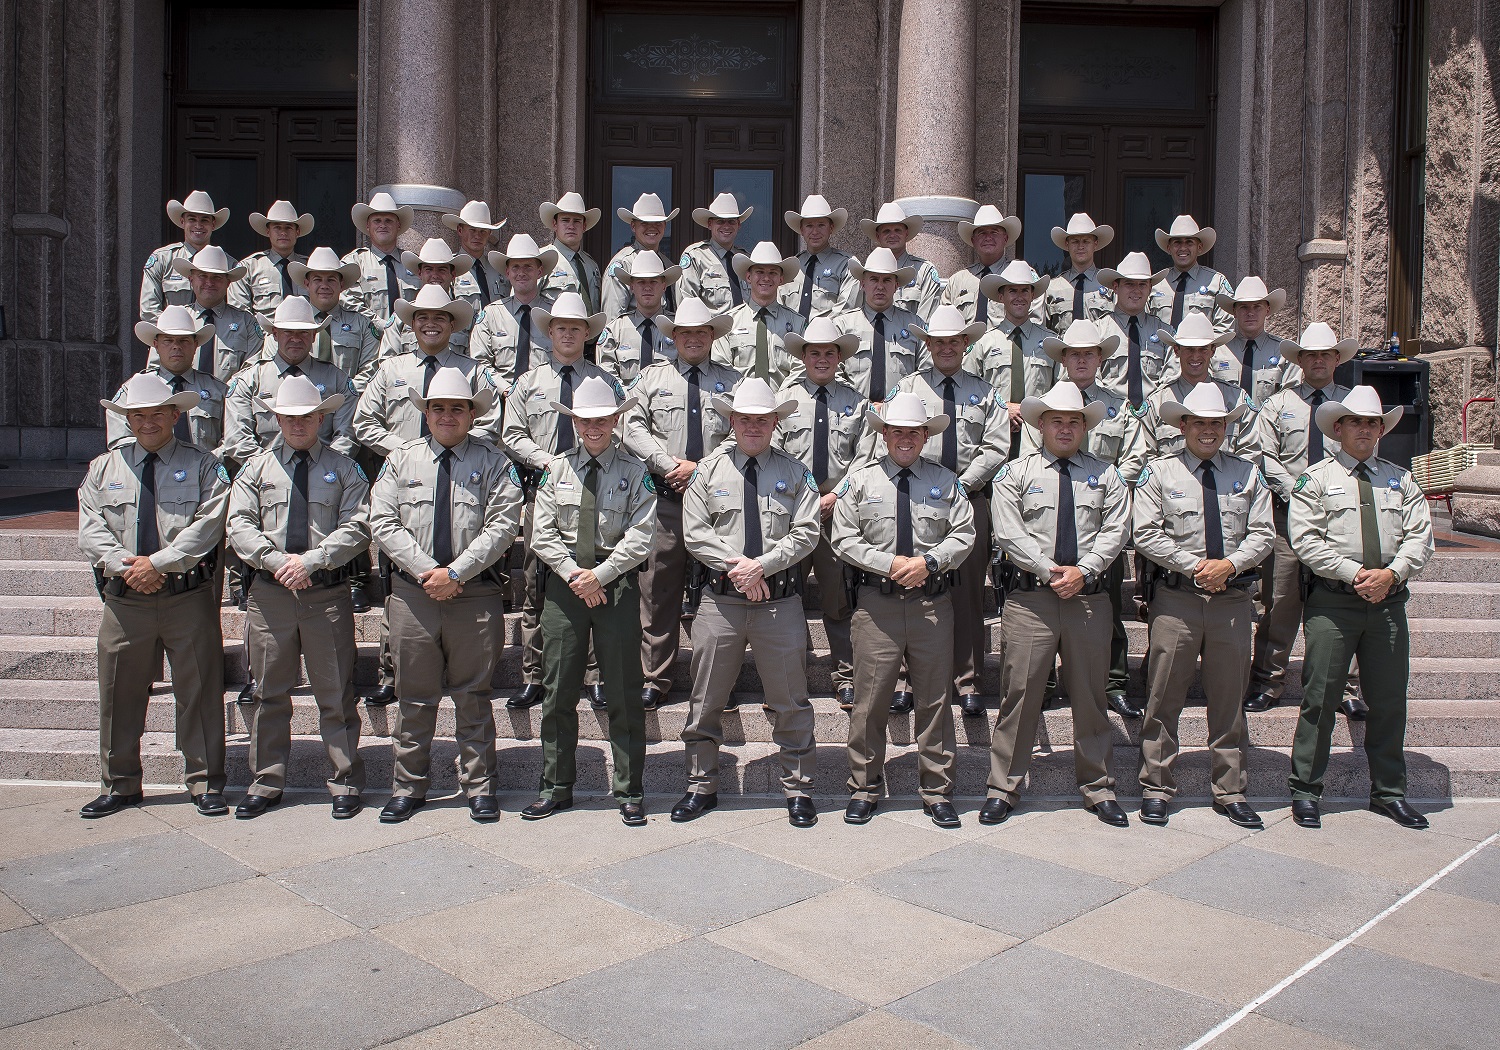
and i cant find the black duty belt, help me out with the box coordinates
[394,565,509,589]
[1159,568,1260,592]
[254,564,355,589]
[1312,574,1407,599]
[1006,567,1107,595]
[650,475,682,501]
[852,568,958,597]
[703,561,803,599]
[98,555,215,599]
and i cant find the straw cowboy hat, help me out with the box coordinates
[249,200,314,237]
[1278,321,1359,366]
[958,204,1021,245]
[1159,313,1234,349]
[550,374,638,419]
[400,237,473,277]
[910,304,985,343]
[980,259,1049,301]
[259,373,344,417]
[616,250,682,285]
[532,291,606,339]
[101,371,201,416]
[1020,382,1108,430]
[408,366,495,415]
[1050,212,1114,251]
[288,246,361,288]
[268,295,333,332]
[1158,381,1246,428]
[711,377,798,420]
[866,389,949,434]
[539,191,601,230]
[655,296,732,339]
[784,194,848,234]
[166,190,229,230]
[442,200,506,232]
[1155,214,1217,253]
[134,304,215,347]
[1043,318,1121,364]
[859,202,924,241]
[693,191,753,226]
[617,193,678,224]
[488,232,559,274]
[732,241,800,284]
[392,284,475,331]
[783,316,859,359]
[1315,384,1402,438]
[1216,275,1287,314]
[848,246,916,285]
[170,244,247,282]
[1097,251,1170,287]
[350,191,414,233]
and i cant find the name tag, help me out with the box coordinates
[558,481,574,489]
[1327,486,1346,495]
[1026,484,1044,495]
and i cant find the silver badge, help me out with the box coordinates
[775,480,787,492]
[714,382,725,392]
[968,394,980,405]
[1087,475,1099,488]
[1269,356,1280,365]
[1232,480,1243,492]
[930,486,941,498]
[324,471,338,483]
[173,469,187,482]
[342,323,352,332]
[1388,477,1401,490]
[229,323,239,332]
[199,389,209,398]
[619,478,629,490]
[1107,406,1117,418]
[470,471,481,483]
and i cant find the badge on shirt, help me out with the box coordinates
[900,329,910,340]
[315,384,325,393]
[1107,406,1117,418]
[1232,480,1243,493]
[929,486,942,498]
[1328,485,1346,495]
[229,323,240,333]
[342,323,352,332]
[643,475,657,493]
[108,480,124,490]
[835,478,851,497]
[843,405,853,416]
[968,393,981,405]
[713,489,731,497]
[1137,465,1150,484]
[470,471,482,483]
[1087,475,1098,488]
[1269,356,1280,365]
[1294,474,1309,492]
[198,388,210,399]
[1389,477,1401,490]
[407,479,421,487]
[822,268,832,277]
[714,382,725,392]
[394,378,407,387]
[324,470,338,483]
[996,463,1009,481]
[775,480,788,493]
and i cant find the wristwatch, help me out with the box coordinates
[447,568,460,581]
[923,554,939,575]
[1081,569,1098,590]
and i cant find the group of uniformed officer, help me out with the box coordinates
[77,186,1434,833]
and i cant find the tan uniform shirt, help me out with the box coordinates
[597,310,678,388]
[229,249,307,315]
[226,439,371,574]
[622,358,740,475]
[965,319,1061,401]
[140,243,237,322]
[939,262,1005,330]
[682,447,821,575]
[541,243,602,311]
[778,249,860,320]
[453,259,511,309]
[146,302,265,385]
[222,355,357,464]
[501,359,624,471]
[835,304,926,400]
[1133,450,1274,575]
[991,448,1132,578]
[1289,450,1434,585]
[1212,334,1301,406]
[377,302,476,361]
[894,252,944,321]
[339,246,418,325]
[678,241,749,313]
[1255,382,1351,502]
[1142,376,1261,460]
[468,294,555,384]
[300,305,382,394]
[532,441,657,586]
[105,365,228,454]
[715,301,805,388]
[1094,309,1180,402]
[1041,267,1113,334]
[774,377,870,492]
[830,456,976,574]
[353,347,501,457]
[1148,264,1235,333]
[885,367,1008,492]
[79,437,230,577]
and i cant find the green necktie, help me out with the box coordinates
[1355,463,1382,569]
[577,459,600,569]
[755,308,770,381]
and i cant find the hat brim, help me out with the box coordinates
[848,259,917,285]
[270,313,333,333]
[1278,336,1358,366]
[488,246,560,273]
[1043,333,1121,364]
[1050,224,1113,250]
[400,250,473,277]
[350,203,414,234]
[783,331,860,359]
[656,312,732,339]
[1155,226,1217,253]
[1315,401,1402,439]
[859,216,923,241]
[1159,398,1247,428]
[170,256,247,282]
[134,320,216,347]
[1159,328,1235,350]
[167,201,230,230]
[549,394,639,420]
[442,213,506,232]
[979,273,1049,301]
[910,319,986,343]
[288,259,361,288]
[249,212,315,237]
[785,209,849,234]
[732,254,799,284]
[259,391,345,417]
[539,203,602,230]
[1216,288,1288,313]
[1097,267,1171,288]
[617,207,680,224]
[710,394,798,420]
[1019,396,1108,430]
[622,264,683,285]
[866,407,949,435]
[408,383,496,416]
[101,389,202,416]
[958,216,1022,246]
[532,308,606,340]
[692,206,752,227]
[392,296,475,331]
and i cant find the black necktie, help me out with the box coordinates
[639,317,656,371]
[743,456,763,558]
[1240,339,1257,396]
[1008,328,1025,460]
[420,355,439,437]
[286,363,304,378]
[940,376,958,471]
[578,459,600,569]
[1127,315,1144,408]
[1054,458,1077,566]
[1073,274,1086,323]
[575,252,596,312]
[195,308,217,375]
[724,250,743,307]
[137,452,161,556]
[433,448,454,565]
[812,386,830,482]
[383,255,401,316]
[169,375,193,443]
[1201,461,1224,560]
[286,450,310,554]
[474,265,492,305]
[871,313,888,400]
[685,365,703,461]
[798,255,818,319]
[975,265,992,324]
[754,308,771,381]
[557,365,575,452]
[1171,271,1190,327]
[515,305,532,382]
[896,467,914,556]
[1308,389,1326,464]
[276,257,292,297]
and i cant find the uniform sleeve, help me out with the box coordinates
[677,250,705,303]
[77,458,132,575]
[226,273,254,313]
[1115,409,1150,487]
[1079,466,1130,575]
[104,389,132,449]
[601,265,628,320]
[530,467,572,576]
[681,467,738,570]
[219,368,261,465]
[1228,398,1262,460]
[470,368,505,446]
[992,466,1055,577]
[828,473,890,575]
[758,467,821,576]
[595,467,657,586]
[1389,474,1435,584]
[500,376,549,471]
[150,454,230,574]
[1256,399,1297,502]
[368,456,438,577]
[932,484,977,572]
[1129,465,1189,573]
[353,367,400,457]
[328,377,359,456]
[449,461,524,582]
[959,390,1009,493]
[139,255,167,322]
[1288,469,1360,584]
[914,264,943,321]
[349,322,381,395]
[225,457,281,572]
[305,461,371,574]
[1231,468,1275,573]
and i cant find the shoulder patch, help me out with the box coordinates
[1294,474,1309,492]
[680,252,692,267]
[1113,466,1129,485]
[537,468,550,487]
[216,463,232,484]
[804,470,818,493]
[1257,467,1268,485]
[354,463,369,483]
[995,462,1009,482]
[377,462,390,482]
[1137,465,1150,484]
[474,308,485,324]
[508,464,523,487]
[145,254,157,269]
[835,477,851,498]
[643,474,657,493]
[688,467,699,484]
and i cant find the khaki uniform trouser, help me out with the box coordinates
[244,579,363,798]
[848,587,956,804]
[898,493,987,696]
[520,506,599,688]
[683,590,814,797]
[388,575,504,799]
[97,584,225,796]
[1139,583,1252,803]
[639,497,689,694]
[988,587,1115,805]
[808,526,853,691]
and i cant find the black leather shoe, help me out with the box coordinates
[194,792,229,817]
[890,691,914,714]
[587,685,607,710]
[79,792,143,819]
[1042,681,1061,710]
[959,694,986,718]
[1139,798,1169,826]
[787,796,818,828]
[506,684,544,709]
[350,585,371,613]
[1088,799,1129,827]
[1242,691,1280,713]
[670,792,718,822]
[837,686,856,712]
[1370,798,1429,829]
[331,796,362,820]
[235,793,280,819]
[1214,800,1265,829]
[643,687,668,711]
[844,799,876,825]
[978,798,1012,825]
[1107,692,1143,719]
[520,797,573,820]
[925,800,961,829]
[620,802,647,827]
[379,796,426,823]
[222,587,239,607]
[469,795,500,823]
[229,586,246,610]
[1341,695,1369,721]
[237,680,257,705]
[1291,799,1321,828]
[363,684,397,707]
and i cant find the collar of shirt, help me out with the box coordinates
[275,355,309,376]
[1040,447,1075,469]
[571,441,619,472]
[880,456,919,481]
[275,440,326,467]
[1334,449,1374,474]
[1064,266,1099,282]
[549,356,585,376]
[676,357,710,377]
[425,435,474,463]
[1297,382,1343,402]
[1181,449,1229,474]
[128,437,181,466]
[373,248,400,263]
[863,305,890,324]
[732,448,765,472]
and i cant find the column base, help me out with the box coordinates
[1451,450,1500,538]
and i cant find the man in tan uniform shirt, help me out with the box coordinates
[470,233,557,385]
[939,204,1021,330]
[539,192,603,311]
[140,190,235,323]
[779,194,860,321]
[163,246,264,385]
[286,247,382,397]
[965,261,1058,460]
[604,192,680,320]
[109,306,227,454]
[445,200,511,307]
[678,191,751,312]
[596,250,681,387]
[834,247,925,402]
[1040,213,1115,334]
[720,242,806,387]
[860,203,942,320]
[1149,215,1235,334]
[230,200,313,315]
[341,191,418,326]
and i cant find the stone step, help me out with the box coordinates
[0,530,87,562]
[0,462,89,489]
[1414,553,1500,584]
[0,560,99,596]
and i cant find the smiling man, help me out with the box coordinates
[444,200,511,307]
[604,192,680,320]
[109,305,226,454]
[860,202,942,320]
[940,204,1021,329]
[164,245,263,384]
[835,247,924,402]
[679,191,752,312]
[470,233,559,387]
[1148,215,1234,333]
[719,241,806,387]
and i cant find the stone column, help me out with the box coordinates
[891,0,978,277]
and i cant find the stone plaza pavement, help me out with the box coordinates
[0,783,1496,1050]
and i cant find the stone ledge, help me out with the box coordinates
[1297,238,1349,261]
[1452,451,1500,537]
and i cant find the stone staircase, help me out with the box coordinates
[1,528,1497,799]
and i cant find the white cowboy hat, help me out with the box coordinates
[1097,251,1171,287]
[848,246,916,285]
[269,295,334,332]
[400,237,474,277]
[170,244,247,282]
[488,232,559,274]
[1043,318,1121,364]
[655,296,732,339]
[133,304,215,347]
[732,241,800,283]
[539,191,602,230]
[616,249,682,285]
[866,389,949,434]
[442,200,506,232]
[288,246,361,288]
[958,204,1021,246]
[408,366,496,415]
[1159,381,1246,428]
[1155,214,1217,253]
[979,259,1049,301]
[1159,312,1234,349]
[1315,384,1402,438]
[692,191,753,226]
[1020,382,1108,430]
[392,283,476,331]
[101,371,202,416]
[784,193,848,234]
[1216,275,1287,314]
[617,192,678,224]
[249,200,314,237]
[532,291,606,339]
[1278,321,1359,366]
[783,316,859,359]
[549,374,638,419]
[710,376,797,420]
[259,373,344,417]
[1050,212,1114,251]
[859,202,923,241]
[910,304,985,343]
[166,190,229,230]
[350,191,414,234]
